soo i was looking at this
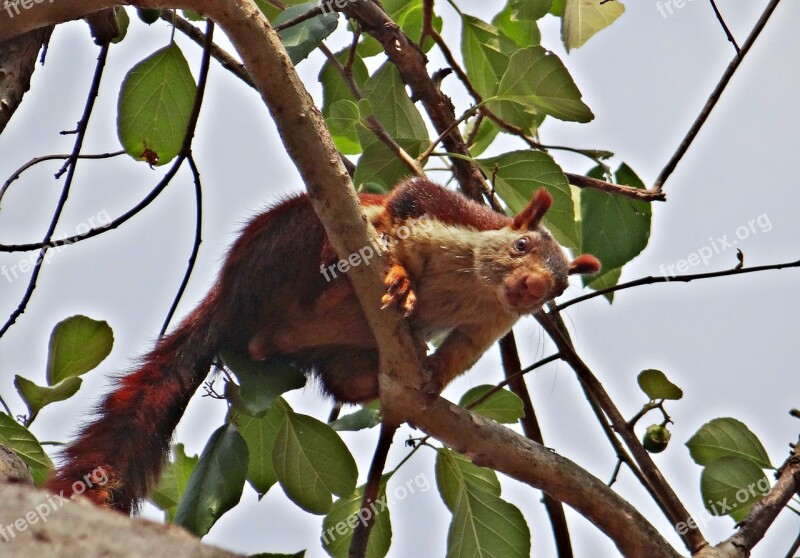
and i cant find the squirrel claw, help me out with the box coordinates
[382,264,417,316]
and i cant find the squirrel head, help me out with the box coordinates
[480,188,601,314]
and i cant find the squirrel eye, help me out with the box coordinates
[513,237,529,252]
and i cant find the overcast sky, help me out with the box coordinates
[0,1,798,557]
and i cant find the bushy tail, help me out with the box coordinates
[46,288,223,513]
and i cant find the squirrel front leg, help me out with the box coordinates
[425,320,516,393]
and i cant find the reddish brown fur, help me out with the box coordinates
[47,178,599,512]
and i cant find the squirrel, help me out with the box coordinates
[45,177,600,513]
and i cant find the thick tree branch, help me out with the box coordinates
[384,380,682,558]
[0,26,51,133]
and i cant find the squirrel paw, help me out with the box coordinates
[381,263,417,317]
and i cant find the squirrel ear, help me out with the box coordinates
[511,188,552,231]
[568,254,602,275]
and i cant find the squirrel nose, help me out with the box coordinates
[524,275,551,300]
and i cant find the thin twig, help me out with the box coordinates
[158,20,214,337]
[464,352,561,410]
[0,152,125,209]
[0,44,109,339]
[536,311,707,554]
[497,334,574,558]
[160,12,254,89]
[652,0,782,191]
[273,5,323,32]
[160,155,203,338]
[0,394,12,416]
[318,42,424,177]
[555,257,800,312]
[429,29,658,203]
[708,0,740,53]
[0,157,185,254]
[783,529,800,558]
[566,173,666,202]
[344,0,490,199]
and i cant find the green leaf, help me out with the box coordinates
[235,400,288,497]
[149,444,199,522]
[447,487,530,558]
[320,52,368,154]
[321,479,392,558]
[478,150,578,249]
[459,385,524,424]
[380,0,442,51]
[274,409,358,514]
[47,316,113,385]
[329,402,381,432]
[686,418,772,469]
[117,43,197,166]
[584,265,620,301]
[461,15,518,99]
[436,449,529,557]
[496,46,593,123]
[173,424,249,536]
[580,163,651,274]
[222,352,306,416]
[509,0,552,21]
[181,9,205,21]
[466,117,500,157]
[701,456,770,522]
[492,3,541,47]
[562,0,625,52]
[637,369,683,401]
[273,2,339,65]
[0,413,53,485]
[361,63,428,149]
[15,375,82,417]
[326,100,362,154]
[436,449,501,512]
[354,138,429,190]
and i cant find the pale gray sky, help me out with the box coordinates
[0,1,798,557]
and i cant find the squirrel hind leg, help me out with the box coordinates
[314,349,379,403]
[251,281,377,358]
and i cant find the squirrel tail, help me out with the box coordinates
[46,287,223,513]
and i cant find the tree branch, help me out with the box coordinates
[0,26,52,133]
[536,311,708,554]
[555,257,800,312]
[342,0,490,200]
[652,0,782,191]
[498,333,574,558]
